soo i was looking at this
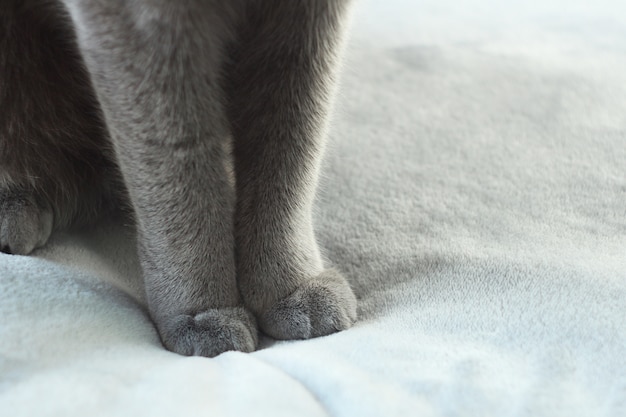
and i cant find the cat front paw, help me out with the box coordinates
[258,269,357,340]
[0,191,53,255]
[158,306,258,357]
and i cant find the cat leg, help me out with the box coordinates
[60,0,257,356]
[0,0,116,255]
[228,1,357,339]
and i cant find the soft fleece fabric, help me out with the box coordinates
[1,0,625,416]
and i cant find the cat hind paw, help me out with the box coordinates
[0,192,53,255]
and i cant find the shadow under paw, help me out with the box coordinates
[0,192,52,255]
[259,269,358,340]
[160,306,258,357]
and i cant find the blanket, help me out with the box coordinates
[2,0,625,416]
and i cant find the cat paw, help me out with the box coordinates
[259,269,358,340]
[159,306,258,357]
[0,192,53,255]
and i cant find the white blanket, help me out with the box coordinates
[2,1,625,416]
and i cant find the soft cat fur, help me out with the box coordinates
[0,0,357,356]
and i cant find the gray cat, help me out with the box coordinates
[0,0,357,357]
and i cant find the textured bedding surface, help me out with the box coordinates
[1,1,625,416]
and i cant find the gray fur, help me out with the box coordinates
[0,0,357,356]
[0,189,53,255]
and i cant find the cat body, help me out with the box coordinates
[0,0,357,356]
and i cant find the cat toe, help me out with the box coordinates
[159,306,258,357]
[259,269,358,340]
[0,193,53,255]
